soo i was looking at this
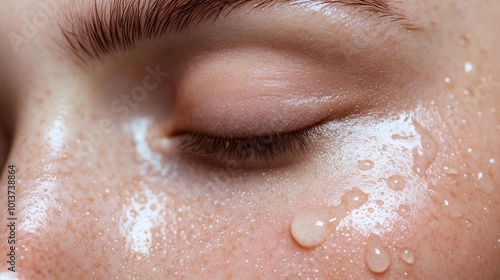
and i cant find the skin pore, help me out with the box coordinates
[0,0,499,279]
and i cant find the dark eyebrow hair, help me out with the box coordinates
[60,0,417,63]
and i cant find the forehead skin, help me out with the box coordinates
[0,0,499,279]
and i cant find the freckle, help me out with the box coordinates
[364,235,391,274]
[358,160,374,171]
[387,175,405,191]
[400,248,415,264]
[291,209,330,249]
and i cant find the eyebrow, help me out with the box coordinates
[60,0,417,62]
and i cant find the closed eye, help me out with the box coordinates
[177,125,321,165]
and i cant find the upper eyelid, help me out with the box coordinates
[59,0,417,63]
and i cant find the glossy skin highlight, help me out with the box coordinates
[0,0,499,279]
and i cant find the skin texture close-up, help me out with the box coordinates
[0,0,499,279]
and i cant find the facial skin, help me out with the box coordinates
[0,0,499,279]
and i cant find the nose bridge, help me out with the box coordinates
[14,84,81,169]
[12,76,111,211]
[19,68,107,160]
[0,83,99,277]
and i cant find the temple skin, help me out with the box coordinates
[0,0,499,279]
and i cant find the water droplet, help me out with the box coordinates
[291,209,329,249]
[444,77,451,84]
[443,166,459,175]
[475,172,494,194]
[340,188,369,210]
[412,120,437,176]
[465,219,473,229]
[464,62,474,73]
[387,175,406,191]
[400,248,415,264]
[105,188,110,194]
[391,133,411,140]
[489,158,496,164]
[397,204,411,217]
[442,197,465,219]
[365,235,391,274]
[358,160,375,171]
[376,200,385,206]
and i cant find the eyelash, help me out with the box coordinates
[178,125,321,164]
